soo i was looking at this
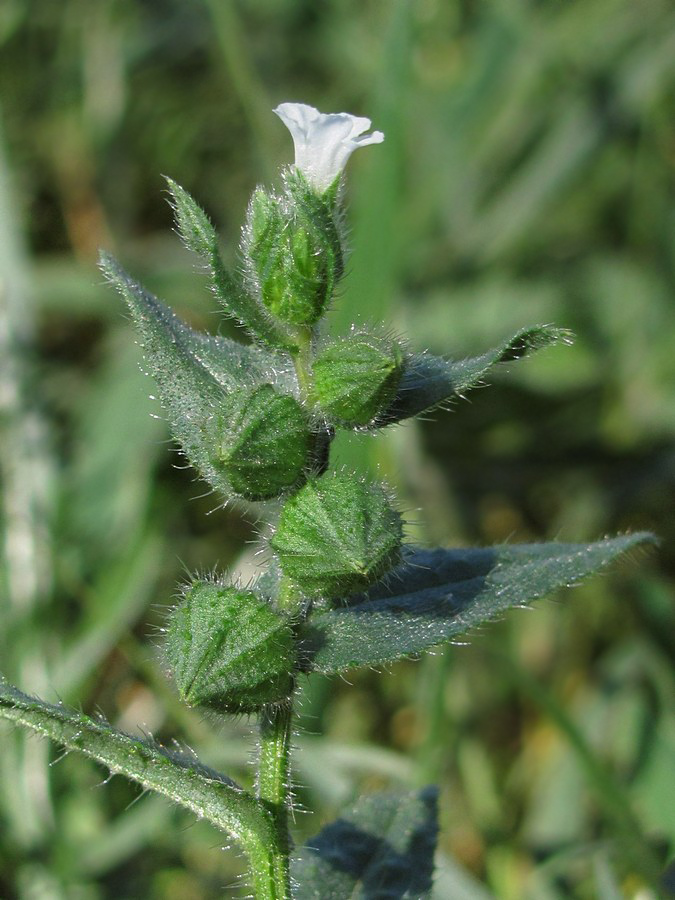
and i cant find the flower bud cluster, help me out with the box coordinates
[155,103,412,713]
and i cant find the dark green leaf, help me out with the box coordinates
[386,325,571,423]
[299,533,655,674]
[165,177,298,351]
[292,787,438,899]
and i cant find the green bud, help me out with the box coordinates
[243,181,342,327]
[208,384,313,501]
[259,225,331,326]
[313,334,405,426]
[166,583,296,714]
[249,188,284,249]
[270,474,403,600]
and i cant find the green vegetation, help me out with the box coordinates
[1,1,673,897]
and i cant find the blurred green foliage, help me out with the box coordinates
[0,0,673,897]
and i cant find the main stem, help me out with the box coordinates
[256,701,294,899]
[253,331,315,898]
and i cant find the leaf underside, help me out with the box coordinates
[0,679,273,849]
[387,324,571,422]
[292,787,438,899]
[298,533,655,674]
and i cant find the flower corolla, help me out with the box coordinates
[274,102,384,193]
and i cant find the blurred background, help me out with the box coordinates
[1,1,674,897]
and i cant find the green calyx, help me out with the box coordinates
[270,473,403,601]
[244,178,343,327]
[208,384,314,502]
[166,583,296,714]
[313,334,406,426]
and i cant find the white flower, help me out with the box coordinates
[274,102,384,193]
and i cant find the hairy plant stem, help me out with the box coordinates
[256,701,294,899]
[253,324,315,896]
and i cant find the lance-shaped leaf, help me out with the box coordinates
[100,253,297,496]
[292,787,438,899]
[385,324,571,423]
[184,325,296,394]
[0,679,275,856]
[100,251,291,388]
[298,533,654,674]
[165,177,298,352]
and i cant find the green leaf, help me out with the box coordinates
[100,252,295,497]
[292,787,438,899]
[164,177,298,351]
[386,325,571,423]
[100,251,286,388]
[0,679,275,854]
[298,533,655,674]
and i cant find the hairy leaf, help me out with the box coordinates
[292,787,438,899]
[165,177,298,351]
[299,533,654,674]
[0,679,274,852]
[386,324,571,422]
[100,251,287,389]
[100,253,296,496]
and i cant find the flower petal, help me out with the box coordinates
[274,102,384,192]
